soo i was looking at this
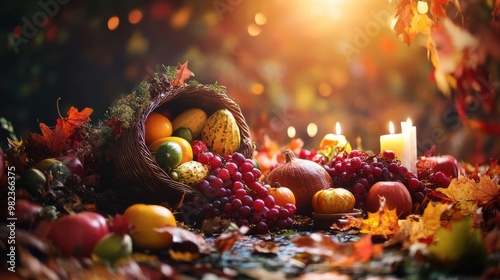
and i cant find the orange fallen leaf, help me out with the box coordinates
[358,196,400,238]
[214,225,249,253]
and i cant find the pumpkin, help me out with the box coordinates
[267,182,296,207]
[312,188,355,214]
[265,149,332,215]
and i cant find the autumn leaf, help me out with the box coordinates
[430,0,448,19]
[427,217,487,273]
[486,158,500,177]
[352,234,383,262]
[156,226,213,262]
[292,232,352,261]
[393,0,433,45]
[386,202,449,248]
[214,225,249,253]
[172,61,194,87]
[471,175,500,203]
[252,240,281,255]
[358,196,400,238]
[437,175,499,211]
[30,123,69,155]
[103,117,123,137]
[56,106,93,138]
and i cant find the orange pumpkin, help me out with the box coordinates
[267,183,296,207]
[312,188,355,214]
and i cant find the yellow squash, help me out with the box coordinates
[201,109,240,156]
[171,108,207,139]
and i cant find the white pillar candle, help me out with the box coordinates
[402,118,417,174]
[380,121,408,165]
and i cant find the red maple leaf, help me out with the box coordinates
[30,123,69,155]
[430,0,448,20]
[172,61,194,87]
[56,106,93,138]
[103,117,123,137]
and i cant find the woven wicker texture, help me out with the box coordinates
[104,83,253,207]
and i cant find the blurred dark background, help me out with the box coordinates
[1,0,499,164]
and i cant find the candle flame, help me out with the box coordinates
[335,122,341,135]
[389,121,395,134]
[406,118,412,127]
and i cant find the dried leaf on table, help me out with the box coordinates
[252,240,281,254]
[359,197,400,238]
[292,232,352,260]
[214,225,249,253]
[156,226,213,261]
[385,202,449,248]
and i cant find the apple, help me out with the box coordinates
[366,181,412,218]
[58,155,85,178]
[417,155,460,180]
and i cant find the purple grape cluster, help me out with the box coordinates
[321,149,429,210]
[189,146,296,233]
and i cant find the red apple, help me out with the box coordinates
[366,181,412,218]
[417,155,460,180]
[57,155,84,178]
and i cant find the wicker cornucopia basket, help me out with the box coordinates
[102,78,254,208]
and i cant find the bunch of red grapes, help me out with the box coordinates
[188,141,296,233]
[300,149,430,211]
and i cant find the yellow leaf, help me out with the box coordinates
[385,202,448,248]
[359,197,400,238]
[472,175,500,203]
[436,176,474,201]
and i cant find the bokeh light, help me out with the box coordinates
[107,16,120,31]
[128,9,143,24]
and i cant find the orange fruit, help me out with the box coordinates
[144,112,173,145]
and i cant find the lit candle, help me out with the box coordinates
[380,121,407,165]
[319,122,351,151]
[401,118,417,174]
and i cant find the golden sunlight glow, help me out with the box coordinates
[389,121,395,134]
[107,16,120,31]
[335,122,342,135]
[128,9,143,24]
[306,0,348,19]
[287,126,296,138]
[255,12,267,25]
[248,24,262,36]
[307,123,318,137]
[251,83,264,95]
